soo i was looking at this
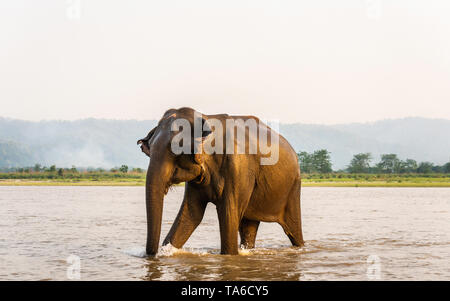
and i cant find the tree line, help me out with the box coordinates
[0,164,144,174]
[298,150,450,174]
[1,151,450,175]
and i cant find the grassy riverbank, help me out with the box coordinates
[301,173,450,187]
[0,171,449,187]
[0,171,146,186]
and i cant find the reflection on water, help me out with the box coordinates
[0,186,449,280]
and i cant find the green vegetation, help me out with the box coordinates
[1,170,448,187]
[301,173,450,187]
[298,149,333,173]
[0,165,146,186]
[0,163,449,187]
[298,151,450,174]
[1,151,449,187]
[295,151,450,186]
[348,153,372,173]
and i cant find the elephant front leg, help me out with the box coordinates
[216,201,240,255]
[163,188,207,249]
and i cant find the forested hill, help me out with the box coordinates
[0,118,157,169]
[0,117,449,170]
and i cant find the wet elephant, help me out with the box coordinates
[138,107,303,255]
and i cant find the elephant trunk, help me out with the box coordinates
[145,167,169,256]
[145,190,163,255]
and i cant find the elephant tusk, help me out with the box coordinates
[194,165,206,184]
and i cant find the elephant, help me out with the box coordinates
[137,107,303,255]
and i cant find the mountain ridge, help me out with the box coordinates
[0,116,449,169]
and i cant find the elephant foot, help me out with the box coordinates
[220,248,240,255]
[240,242,255,250]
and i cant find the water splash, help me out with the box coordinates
[157,244,214,257]
[238,248,252,255]
[157,244,182,257]
[123,244,212,258]
[123,244,299,258]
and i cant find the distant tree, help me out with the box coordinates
[444,162,450,173]
[312,149,332,173]
[401,159,418,173]
[132,167,143,173]
[34,164,41,172]
[348,153,372,173]
[70,166,78,173]
[119,165,129,173]
[395,159,416,173]
[432,165,443,173]
[417,162,434,173]
[376,154,400,173]
[57,168,64,177]
[394,161,406,173]
[298,152,314,173]
[49,165,56,173]
[298,150,332,173]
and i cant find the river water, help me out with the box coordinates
[0,186,449,280]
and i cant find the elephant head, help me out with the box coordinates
[137,108,212,255]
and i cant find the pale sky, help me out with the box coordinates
[1,0,450,124]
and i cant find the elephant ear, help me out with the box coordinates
[193,117,212,164]
[137,127,157,157]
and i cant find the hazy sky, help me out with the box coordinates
[1,0,450,124]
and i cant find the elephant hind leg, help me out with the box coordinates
[280,182,304,247]
[239,218,260,249]
[281,220,303,247]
